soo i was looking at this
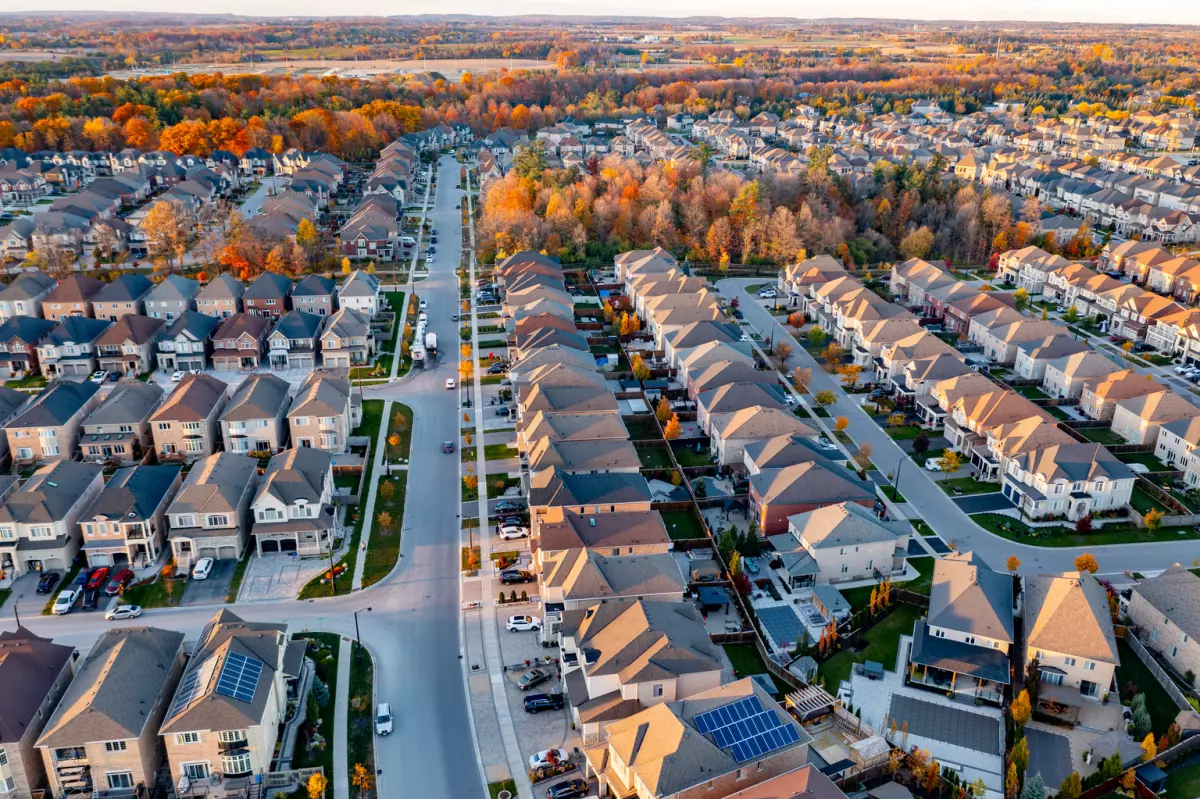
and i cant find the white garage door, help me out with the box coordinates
[198,546,219,559]
[218,546,238,560]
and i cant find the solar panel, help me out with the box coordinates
[214,652,264,703]
[168,657,218,719]
[693,696,801,763]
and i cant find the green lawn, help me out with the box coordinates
[489,780,518,799]
[334,473,362,492]
[624,417,662,440]
[1079,427,1126,446]
[1165,761,1200,799]
[881,485,906,503]
[971,513,1200,546]
[659,509,707,540]
[1015,385,1049,399]
[484,444,518,461]
[486,475,521,498]
[225,550,252,603]
[6,372,46,389]
[909,447,944,463]
[885,425,925,441]
[839,556,934,611]
[1116,640,1180,737]
[385,403,414,463]
[0,587,9,612]
[818,604,924,692]
[910,520,936,536]
[674,445,714,467]
[724,643,770,679]
[637,446,673,469]
[1116,451,1170,470]
[1044,406,1071,421]
[1130,485,1172,515]
[121,575,182,608]
[362,473,406,588]
[346,642,376,787]
[938,476,1002,496]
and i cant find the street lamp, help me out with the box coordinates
[892,453,907,505]
[354,606,372,664]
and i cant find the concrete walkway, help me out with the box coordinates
[332,636,351,799]
[351,398,392,590]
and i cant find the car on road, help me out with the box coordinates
[375,703,394,735]
[498,525,529,540]
[426,254,434,263]
[171,371,186,382]
[529,749,570,770]
[104,568,134,596]
[925,458,942,471]
[495,406,510,417]
[105,604,143,621]
[506,615,541,632]
[445,378,455,389]
[419,299,428,310]
[418,312,428,323]
[546,779,589,799]
[430,236,438,244]
[523,693,564,713]
[52,587,80,615]
[500,569,533,585]
[494,500,524,513]
[732,309,744,319]
[740,333,751,342]
[516,667,551,690]
[192,557,214,580]
[442,441,455,453]
[89,370,107,383]
[35,571,61,595]
[86,567,110,591]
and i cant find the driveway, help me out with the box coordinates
[178,559,235,606]
[952,493,1016,514]
[1024,727,1073,786]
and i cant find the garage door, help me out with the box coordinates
[68,362,91,376]
[218,546,238,560]
[260,540,279,553]
[43,557,65,571]
[198,546,218,559]
[280,539,297,552]
[88,553,111,567]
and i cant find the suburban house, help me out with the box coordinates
[0,315,55,378]
[337,269,382,316]
[145,275,202,321]
[0,272,57,322]
[210,313,271,372]
[156,311,222,373]
[4,380,100,465]
[708,407,814,467]
[159,610,302,797]
[1001,443,1136,520]
[0,460,105,576]
[1041,352,1118,400]
[908,551,1014,704]
[194,275,244,319]
[1012,336,1089,382]
[79,381,163,465]
[250,447,338,556]
[242,272,292,319]
[319,307,374,368]
[1109,390,1198,444]
[267,310,325,370]
[35,316,112,378]
[533,507,671,570]
[77,464,182,568]
[36,627,185,799]
[1155,417,1200,473]
[40,275,106,321]
[540,547,686,620]
[287,372,358,452]
[1024,571,1119,706]
[220,373,291,455]
[290,274,336,316]
[768,502,910,589]
[0,628,77,799]
[748,461,877,536]
[1126,565,1200,688]
[151,374,229,461]
[528,470,653,517]
[0,386,30,463]
[165,453,257,568]
[91,274,153,321]
[584,678,812,799]
[96,314,165,376]
[1079,370,1164,421]
[559,600,723,745]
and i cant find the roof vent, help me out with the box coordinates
[589,517,596,527]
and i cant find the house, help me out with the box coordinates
[1109,390,1198,445]
[210,313,271,371]
[156,311,221,373]
[288,371,358,453]
[250,447,339,556]
[95,314,165,376]
[1126,565,1200,689]
[5,380,99,464]
[1001,443,1135,520]
[220,373,291,455]
[1079,370,1165,421]
[290,274,336,316]
[748,462,877,536]
[337,269,382,316]
[195,275,244,319]
[144,275,201,321]
[1012,336,1089,382]
[36,316,111,379]
[79,381,163,466]
[533,507,670,567]
[0,386,30,463]
[0,628,77,799]
[159,610,302,796]
[79,462,180,569]
[560,601,723,744]
[0,315,56,377]
[908,551,1013,704]
[242,272,292,319]
[165,453,257,568]
[1155,417,1200,473]
[540,548,686,613]
[0,461,105,575]
[709,407,814,467]
[40,275,106,321]
[37,627,185,799]
[585,678,812,799]
[1024,571,1119,706]
[267,310,325,370]
[319,307,374,368]
[529,470,653,517]
[151,374,229,461]
[0,272,56,322]
[91,274,153,321]
[769,502,909,589]
[1041,351,1118,400]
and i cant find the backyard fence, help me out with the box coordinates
[1124,630,1195,713]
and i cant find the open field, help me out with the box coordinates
[107,56,552,80]
[0,50,87,62]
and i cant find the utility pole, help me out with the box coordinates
[353,607,372,662]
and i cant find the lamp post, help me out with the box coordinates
[354,606,372,663]
[892,453,907,503]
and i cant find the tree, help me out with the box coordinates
[1074,553,1099,574]
[1075,514,1093,534]
[835,416,849,433]
[1057,773,1081,799]
[788,312,805,328]
[380,479,395,502]
[900,226,935,260]
[1144,508,1164,530]
[631,354,651,381]
[376,510,394,535]
[664,414,682,440]
[352,763,374,799]
[937,450,964,474]
[342,257,352,275]
[1014,287,1031,311]
[512,140,549,179]
[689,142,716,172]
[1141,732,1157,762]
[1063,306,1079,323]
[912,432,930,454]
[806,326,827,347]
[772,341,794,363]
[792,367,812,393]
[296,218,320,257]
[1012,736,1029,777]
[821,342,844,369]
[459,359,474,381]
[1006,555,1021,574]
[655,396,672,423]
[307,773,329,799]
[886,412,907,428]
[814,390,836,409]
[1005,763,1020,799]
[161,562,176,602]
[853,443,873,472]
[387,433,402,455]
[1120,770,1137,792]
[141,200,192,275]
[1011,689,1032,728]
[838,363,863,388]
[1020,773,1045,799]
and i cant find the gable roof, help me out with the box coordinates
[1025,572,1118,664]
[96,313,165,346]
[1130,564,1200,642]
[83,381,163,427]
[0,461,102,524]
[43,315,111,346]
[152,373,227,422]
[786,501,909,549]
[164,309,222,341]
[536,507,670,553]
[0,628,76,744]
[927,551,1014,643]
[7,380,98,428]
[222,373,290,422]
[243,271,293,299]
[167,452,255,516]
[254,447,331,506]
[92,273,152,304]
[289,372,352,417]
[196,274,244,301]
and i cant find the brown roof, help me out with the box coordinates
[722,765,848,799]
[0,627,75,744]
[536,507,670,553]
[214,312,271,341]
[43,275,106,304]
[1084,369,1164,402]
[95,313,165,346]
[152,373,228,422]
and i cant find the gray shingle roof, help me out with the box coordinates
[244,271,293,299]
[93,273,153,303]
[82,464,181,521]
[786,501,909,548]
[254,447,331,505]
[1130,564,1200,642]
[221,373,290,423]
[271,310,324,341]
[0,628,75,744]
[152,373,227,422]
[1025,572,1119,664]
[289,372,351,418]
[167,452,256,516]
[0,315,55,343]
[7,380,98,428]
[927,551,1015,643]
[43,316,111,346]
[165,309,222,341]
[530,469,652,508]
[196,274,244,301]
[146,274,201,302]
[0,461,102,524]
[83,380,163,427]
[292,274,335,297]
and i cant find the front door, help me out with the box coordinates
[1081,680,1098,697]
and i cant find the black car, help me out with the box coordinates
[547,778,588,799]
[732,309,745,319]
[500,516,525,528]
[82,589,100,611]
[495,406,511,417]
[487,362,507,374]
[35,571,61,595]
[500,569,534,585]
[494,500,524,513]
[524,693,565,714]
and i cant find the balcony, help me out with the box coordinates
[54,747,88,765]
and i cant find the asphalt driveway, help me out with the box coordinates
[1024,727,1073,786]
[179,559,235,606]
[952,493,1017,514]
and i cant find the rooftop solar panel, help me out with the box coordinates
[693,695,800,764]
[214,651,264,704]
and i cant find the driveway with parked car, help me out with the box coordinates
[179,559,236,605]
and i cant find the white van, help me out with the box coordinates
[375,703,393,735]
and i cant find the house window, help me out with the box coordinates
[106,772,134,790]
[934,629,946,639]
[1085,661,1096,671]
[175,515,195,528]
[182,762,209,781]
[652,684,663,698]
[221,753,253,777]
[104,741,127,752]
[964,636,976,645]
[30,526,53,539]
[185,439,204,453]
[293,417,308,426]
[1065,657,1077,667]
[207,515,229,527]
[1171,646,1179,658]
[0,526,13,540]
[182,422,202,431]
[157,422,171,431]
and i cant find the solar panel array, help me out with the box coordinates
[168,658,218,719]
[215,652,263,703]
[693,696,802,763]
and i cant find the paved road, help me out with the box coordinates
[718,277,1199,577]
[2,155,485,799]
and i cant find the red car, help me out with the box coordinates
[85,567,110,591]
[104,568,134,596]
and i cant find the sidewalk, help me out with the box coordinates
[332,636,351,799]
[351,399,392,590]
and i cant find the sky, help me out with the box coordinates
[7,0,1200,24]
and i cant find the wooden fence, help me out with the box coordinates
[1124,630,1196,713]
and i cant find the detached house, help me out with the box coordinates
[36,316,111,378]
[0,628,76,799]
[151,374,229,461]
[220,373,291,455]
[1024,571,1119,706]
[770,502,910,589]
[211,313,271,371]
[1080,370,1166,421]
[77,464,182,569]
[337,269,382,316]
[165,453,257,568]
[319,307,373,368]
[290,274,336,316]
[267,310,325,370]
[91,274,153,321]
[0,461,105,576]
[5,380,99,464]
[1002,443,1135,520]
[195,275,244,319]
[243,272,292,319]
[156,311,221,373]
[96,314,165,376]
[1127,565,1200,688]
[250,447,339,556]
[0,315,56,377]
[748,461,876,536]
[1110,389,1198,445]
[144,274,201,321]
[79,381,163,465]
[0,272,56,322]
[40,275,105,321]
[287,372,358,453]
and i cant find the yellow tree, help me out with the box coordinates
[853,443,873,472]
[1144,508,1164,529]
[1074,553,1099,574]
[459,359,474,381]
[387,433,402,456]
[655,397,672,423]
[376,511,395,535]
[342,257,352,275]
[1010,689,1032,728]
[1006,556,1021,574]
[838,363,863,387]
[937,450,964,474]
[141,200,191,274]
[631,354,651,381]
[307,773,328,799]
[352,764,375,799]
[792,366,812,392]
[664,414,682,440]
[834,416,849,433]
[1142,732,1157,761]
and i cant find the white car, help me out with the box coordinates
[817,437,838,451]
[529,748,570,770]
[445,378,455,389]
[419,299,428,310]
[1175,364,1192,374]
[52,587,80,615]
[192,557,214,580]
[498,525,529,540]
[89,370,107,383]
[925,458,942,472]
[740,333,751,342]
[171,371,186,382]
[506,615,541,632]
[105,604,143,621]
[418,312,428,323]
[426,254,434,263]
[758,289,777,299]
[375,703,394,735]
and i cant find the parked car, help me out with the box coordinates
[82,589,100,611]
[506,615,541,632]
[445,378,456,389]
[494,500,524,513]
[517,667,551,690]
[925,458,942,471]
[442,441,455,453]
[89,370,107,383]
[419,299,428,310]
[35,571,61,595]
[487,362,507,374]
[52,587,81,615]
[816,437,838,452]
[500,569,533,585]
[496,406,511,417]
[86,567,110,591]
[375,703,394,735]
[546,779,589,799]
[71,569,88,588]
[523,693,564,713]
[530,749,570,770]
[107,371,121,382]
[104,568,134,596]
[171,371,186,382]
[498,525,529,540]
[105,603,143,621]
[192,557,214,580]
